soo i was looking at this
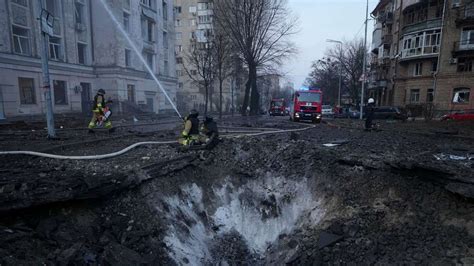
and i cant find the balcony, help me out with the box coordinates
[402,18,441,35]
[455,5,474,27]
[400,45,439,61]
[452,40,474,57]
[377,12,394,25]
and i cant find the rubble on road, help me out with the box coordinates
[0,117,473,264]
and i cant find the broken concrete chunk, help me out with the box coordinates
[318,231,343,249]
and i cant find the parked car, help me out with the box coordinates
[349,108,361,119]
[441,110,474,121]
[371,106,408,121]
[334,107,358,118]
[322,105,334,117]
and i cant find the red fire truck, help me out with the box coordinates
[289,89,323,123]
[269,98,287,116]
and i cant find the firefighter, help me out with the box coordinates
[365,98,375,131]
[179,109,200,146]
[88,89,113,133]
[200,116,219,149]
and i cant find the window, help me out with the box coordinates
[125,49,131,67]
[457,57,473,72]
[410,89,420,103]
[190,19,196,26]
[189,6,196,13]
[452,88,470,103]
[414,62,423,76]
[49,37,62,60]
[164,60,169,76]
[12,0,28,7]
[460,28,474,48]
[163,31,168,49]
[46,0,57,16]
[198,2,212,10]
[143,51,154,70]
[190,70,197,75]
[178,82,183,89]
[53,80,68,105]
[176,57,183,64]
[401,30,440,58]
[427,88,434,103]
[75,2,85,24]
[142,19,154,42]
[174,6,182,14]
[175,45,182,54]
[176,32,182,40]
[175,19,181,27]
[123,0,131,10]
[431,61,438,72]
[163,2,168,21]
[123,12,130,32]
[78,43,87,64]
[452,0,460,7]
[198,15,212,24]
[12,26,30,55]
[176,69,183,76]
[127,84,135,103]
[18,78,35,104]
[140,0,152,8]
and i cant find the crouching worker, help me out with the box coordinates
[179,109,200,146]
[200,116,219,149]
[88,89,113,133]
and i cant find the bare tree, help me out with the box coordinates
[305,57,340,105]
[328,39,365,104]
[182,40,215,115]
[213,28,234,119]
[306,39,365,106]
[214,0,298,115]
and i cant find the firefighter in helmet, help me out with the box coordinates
[179,109,200,146]
[88,89,113,132]
[200,116,219,149]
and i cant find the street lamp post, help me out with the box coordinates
[360,0,369,120]
[326,39,343,107]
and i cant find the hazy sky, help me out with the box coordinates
[284,0,379,88]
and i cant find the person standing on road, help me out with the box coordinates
[365,98,375,131]
[88,89,113,133]
[179,109,200,146]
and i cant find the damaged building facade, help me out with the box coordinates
[0,0,178,119]
[369,0,474,114]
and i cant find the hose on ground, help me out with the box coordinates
[0,125,315,160]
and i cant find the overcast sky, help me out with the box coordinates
[284,0,379,89]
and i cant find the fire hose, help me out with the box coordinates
[0,125,315,160]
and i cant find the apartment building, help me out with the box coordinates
[369,0,474,113]
[174,0,235,113]
[0,0,177,119]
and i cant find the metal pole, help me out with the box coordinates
[39,1,56,138]
[360,0,369,120]
[338,43,342,107]
[231,79,234,117]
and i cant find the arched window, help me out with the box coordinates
[452,87,471,104]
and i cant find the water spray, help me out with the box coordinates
[98,0,182,119]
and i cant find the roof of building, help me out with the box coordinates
[371,0,391,15]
